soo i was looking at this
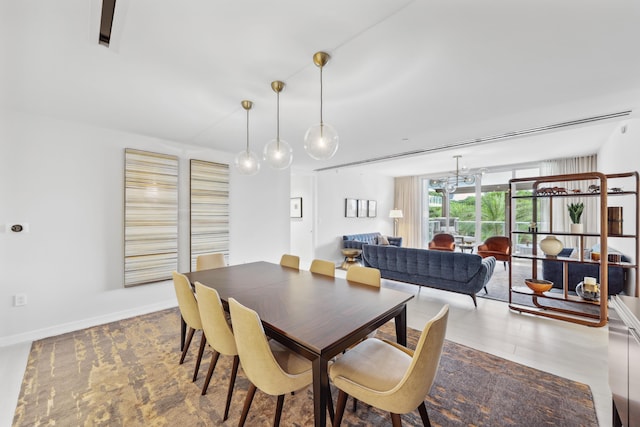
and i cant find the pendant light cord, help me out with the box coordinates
[276,90,280,150]
[246,108,250,154]
[319,66,324,126]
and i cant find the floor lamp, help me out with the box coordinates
[389,209,403,237]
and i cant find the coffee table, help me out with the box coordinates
[183,261,413,427]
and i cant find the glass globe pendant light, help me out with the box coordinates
[234,100,260,176]
[304,51,339,160]
[263,80,293,169]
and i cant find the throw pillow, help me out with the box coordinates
[377,235,390,245]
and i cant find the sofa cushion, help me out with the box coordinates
[377,235,390,245]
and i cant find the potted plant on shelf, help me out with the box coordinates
[568,202,584,234]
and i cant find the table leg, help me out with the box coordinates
[312,356,329,427]
[394,305,408,346]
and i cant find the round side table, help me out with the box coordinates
[341,248,362,270]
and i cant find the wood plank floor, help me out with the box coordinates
[0,265,611,427]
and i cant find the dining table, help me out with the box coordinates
[182,261,414,427]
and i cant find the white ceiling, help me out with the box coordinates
[3,0,640,176]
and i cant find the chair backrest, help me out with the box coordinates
[195,282,237,356]
[390,304,449,413]
[478,236,511,255]
[280,254,300,270]
[228,298,302,396]
[346,265,381,288]
[310,259,335,277]
[428,233,455,251]
[172,271,202,330]
[196,253,226,271]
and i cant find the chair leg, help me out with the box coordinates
[417,402,432,427]
[483,285,488,294]
[352,397,358,412]
[470,293,478,307]
[180,327,195,364]
[238,383,257,427]
[327,387,334,422]
[274,394,285,427]
[201,350,220,395]
[503,261,507,270]
[192,332,207,382]
[391,413,403,427]
[333,390,348,427]
[223,355,239,421]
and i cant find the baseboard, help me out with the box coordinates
[0,300,178,347]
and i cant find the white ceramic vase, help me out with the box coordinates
[570,223,583,234]
[540,235,563,257]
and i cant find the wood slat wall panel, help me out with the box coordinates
[124,149,178,286]
[190,160,229,270]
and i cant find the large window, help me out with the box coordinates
[421,165,541,248]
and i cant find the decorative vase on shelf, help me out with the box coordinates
[540,235,563,257]
[570,223,583,234]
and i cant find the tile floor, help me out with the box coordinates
[0,267,612,427]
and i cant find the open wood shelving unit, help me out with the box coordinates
[507,171,639,327]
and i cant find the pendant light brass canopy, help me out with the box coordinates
[304,51,339,160]
[234,100,260,175]
[263,80,293,170]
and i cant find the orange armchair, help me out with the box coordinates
[477,236,511,270]
[428,233,456,251]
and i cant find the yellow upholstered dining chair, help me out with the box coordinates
[279,254,300,270]
[347,265,381,340]
[196,252,226,271]
[228,297,315,427]
[195,282,239,421]
[310,259,335,277]
[172,271,206,382]
[346,265,381,288]
[329,305,449,427]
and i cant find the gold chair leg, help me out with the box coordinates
[180,327,195,364]
[417,402,432,427]
[223,355,239,421]
[333,390,348,427]
[238,383,257,427]
[201,350,220,395]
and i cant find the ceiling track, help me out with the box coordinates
[314,110,632,172]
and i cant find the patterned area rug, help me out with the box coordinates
[13,308,598,426]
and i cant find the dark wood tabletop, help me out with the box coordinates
[183,261,414,427]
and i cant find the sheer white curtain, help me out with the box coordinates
[394,176,421,248]
[540,155,598,250]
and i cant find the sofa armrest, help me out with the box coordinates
[388,236,402,247]
[343,240,364,250]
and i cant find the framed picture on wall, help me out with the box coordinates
[368,200,377,217]
[290,197,303,218]
[357,199,368,217]
[345,198,357,217]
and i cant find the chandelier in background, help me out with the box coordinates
[304,51,339,160]
[234,100,260,176]
[429,155,486,194]
[263,80,293,170]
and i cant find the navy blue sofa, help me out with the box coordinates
[362,244,496,307]
[542,248,628,295]
[343,232,402,250]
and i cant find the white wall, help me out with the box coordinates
[0,111,289,345]
[598,119,640,296]
[313,169,395,263]
[290,173,314,262]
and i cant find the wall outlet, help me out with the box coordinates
[14,294,27,307]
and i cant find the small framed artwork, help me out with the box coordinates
[290,197,302,218]
[357,199,368,217]
[368,200,377,217]
[345,198,357,217]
